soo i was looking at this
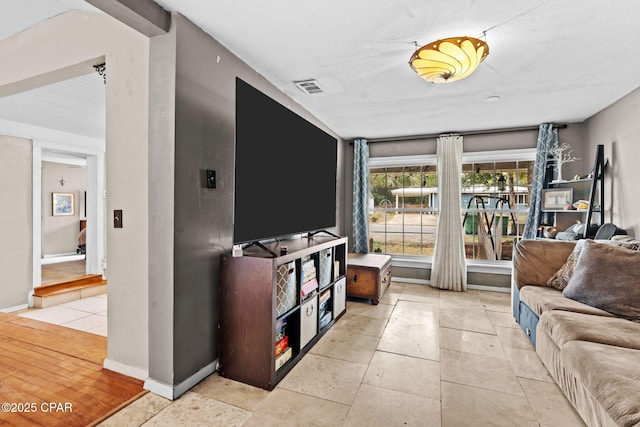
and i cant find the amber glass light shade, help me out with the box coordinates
[409,36,489,83]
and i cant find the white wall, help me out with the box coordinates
[0,135,32,310]
[0,10,151,378]
[41,161,86,256]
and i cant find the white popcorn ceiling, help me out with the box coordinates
[2,0,640,141]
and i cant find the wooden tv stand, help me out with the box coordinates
[219,236,347,390]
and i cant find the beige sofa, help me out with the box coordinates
[512,238,640,427]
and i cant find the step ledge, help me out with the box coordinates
[34,275,106,297]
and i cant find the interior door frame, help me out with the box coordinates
[33,139,105,305]
[0,120,105,307]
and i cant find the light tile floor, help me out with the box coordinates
[98,283,586,426]
[17,293,108,336]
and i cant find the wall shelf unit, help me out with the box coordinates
[220,235,347,390]
[542,144,605,238]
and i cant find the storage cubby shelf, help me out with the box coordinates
[276,306,300,322]
[220,235,347,390]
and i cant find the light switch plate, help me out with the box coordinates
[206,170,216,188]
[114,210,123,228]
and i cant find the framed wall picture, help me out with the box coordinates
[542,188,573,210]
[52,192,75,216]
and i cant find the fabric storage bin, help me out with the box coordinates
[300,295,318,348]
[317,248,333,289]
[276,261,297,316]
[333,277,346,316]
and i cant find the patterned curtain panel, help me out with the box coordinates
[352,138,370,253]
[431,135,467,291]
[522,123,558,239]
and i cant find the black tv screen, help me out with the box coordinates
[234,78,337,244]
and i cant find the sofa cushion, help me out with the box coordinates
[520,285,614,318]
[513,239,576,290]
[561,341,640,427]
[538,310,640,349]
[563,240,640,319]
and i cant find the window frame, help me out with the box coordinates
[368,148,537,270]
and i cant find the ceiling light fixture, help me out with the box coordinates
[409,36,489,83]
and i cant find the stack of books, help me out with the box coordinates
[275,335,288,356]
[319,289,332,329]
[275,318,291,370]
[275,347,292,371]
[301,258,318,299]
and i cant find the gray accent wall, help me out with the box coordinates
[583,87,640,237]
[146,13,346,388]
[172,13,236,384]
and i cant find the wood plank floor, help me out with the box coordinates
[0,312,145,427]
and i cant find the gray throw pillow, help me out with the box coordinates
[563,240,640,319]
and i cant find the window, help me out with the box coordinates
[368,150,535,262]
[369,163,438,255]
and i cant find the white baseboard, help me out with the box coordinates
[391,258,512,275]
[144,359,218,400]
[467,284,510,293]
[391,277,430,286]
[41,254,84,264]
[0,303,29,313]
[143,378,174,400]
[392,277,509,293]
[103,358,148,381]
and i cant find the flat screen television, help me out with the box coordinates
[233,78,337,245]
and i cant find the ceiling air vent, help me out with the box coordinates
[294,79,323,94]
